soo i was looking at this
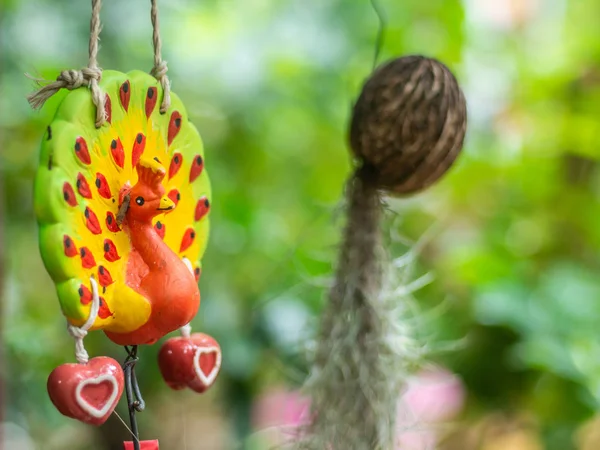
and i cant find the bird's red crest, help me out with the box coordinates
[136,159,166,188]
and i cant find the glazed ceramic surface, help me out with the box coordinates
[47,356,124,426]
[158,333,222,393]
[34,70,211,345]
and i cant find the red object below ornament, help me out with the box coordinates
[123,440,159,450]
[47,356,124,426]
[158,333,221,393]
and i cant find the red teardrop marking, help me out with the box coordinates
[145,87,158,118]
[98,266,114,287]
[85,207,102,235]
[154,221,165,239]
[95,173,112,199]
[180,228,195,252]
[106,212,120,232]
[169,153,183,179]
[104,94,112,124]
[80,247,96,269]
[190,155,204,183]
[195,197,210,221]
[132,133,146,167]
[76,173,92,199]
[168,189,180,206]
[120,80,131,111]
[63,182,77,206]
[168,111,182,145]
[78,284,92,305]
[103,239,121,262]
[110,138,125,168]
[74,137,91,165]
[63,235,77,257]
[194,267,201,282]
[98,297,113,319]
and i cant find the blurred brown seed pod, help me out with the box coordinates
[349,55,467,195]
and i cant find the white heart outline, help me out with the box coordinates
[75,374,119,419]
[193,346,222,387]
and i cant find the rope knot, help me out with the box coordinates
[57,69,86,89]
[26,66,106,127]
[81,67,103,82]
[150,60,168,79]
[151,60,171,113]
[67,324,88,340]
[67,324,90,364]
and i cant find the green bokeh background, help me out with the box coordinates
[3,0,600,449]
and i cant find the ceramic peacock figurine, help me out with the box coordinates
[34,70,221,428]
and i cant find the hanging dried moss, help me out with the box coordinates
[295,55,467,450]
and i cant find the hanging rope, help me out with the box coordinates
[370,0,386,70]
[26,0,106,128]
[150,0,171,113]
[67,276,100,364]
[27,0,171,122]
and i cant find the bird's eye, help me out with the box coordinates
[135,196,145,206]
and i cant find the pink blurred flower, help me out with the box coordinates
[250,368,464,450]
[403,368,465,422]
[467,0,540,30]
[396,367,466,450]
[251,387,311,445]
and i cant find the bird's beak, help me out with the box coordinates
[157,195,176,211]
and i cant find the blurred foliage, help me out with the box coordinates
[3,0,600,449]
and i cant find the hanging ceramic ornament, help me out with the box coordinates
[27,1,221,448]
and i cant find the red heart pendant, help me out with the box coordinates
[47,356,124,425]
[157,336,196,390]
[188,333,222,393]
[158,333,221,393]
